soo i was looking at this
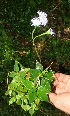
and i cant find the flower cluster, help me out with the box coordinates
[31,10,48,26]
[31,10,55,35]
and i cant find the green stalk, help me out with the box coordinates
[32,27,41,63]
[33,31,49,41]
[32,26,36,45]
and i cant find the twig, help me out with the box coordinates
[50,1,61,13]
[6,72,9,85]
[32,27,41,63]
[37,61,53,79]
[34,44,41,63]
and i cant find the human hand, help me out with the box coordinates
[49,92,70,114]
[53,73,70,94]
[49,73,70,114]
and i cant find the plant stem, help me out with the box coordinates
[37,62,53,78]
[33,31,48,42]
[32,27,36,45]
[34,44,41,63]
[34,62,53,86]
[32,27,41,63]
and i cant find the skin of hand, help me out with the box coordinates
[53,73,70,94]
[49,73,70,114]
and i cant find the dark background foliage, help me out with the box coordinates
[0,0,70,115]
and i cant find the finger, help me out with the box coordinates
[53,80,59,86]
[53,82,66,93]
[56,93,70,114]
[58,73,70,83]
[65,79,70,92]
[55,87,63,94]
[49,93,57,105]
[56,82,66,89]
[53,73,60,80]
[62,75,70,83]
[49,93,62,106]
[49,93,70,114]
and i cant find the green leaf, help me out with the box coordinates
[5,90,15,96]
[8,82,19,89]
[41,79,51,96]
[29,108,34,116]
[24,68,30,72]
[28,88,37,103]
[19,71,26,78]
[12,91,16,96]
[5,90,11,95]
[45,29,51,35]
[16,99,21,105]
[16,85,24,92]
[16,93,25,100]
[9,71,16,77]
[16,94,21,100]
[37,86,49,101]
[41,79,51,91]
[22,80,34,90]
[35,98,40,105]
[14,60,19,72]
[44,71,53,77]
[14,75,23,82]
[44,71,54,83]
[24,99,28,104]
[36,60,43,71]
[21,104,31,111]
[17,87,27,93]
[31,102,36,110]
[9,97,16,105]
[16,94,24,100]
[29,69,40,78]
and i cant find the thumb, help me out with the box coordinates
[49,93,57,106]
[49,93,64,109]
[49,93,70,114]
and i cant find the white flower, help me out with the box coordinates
[40,17,48,26]
[48,28,55,35]
[37,10,47,18]
[31,17,41,26]
[37,10,48,26]
[31,10,48,26]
